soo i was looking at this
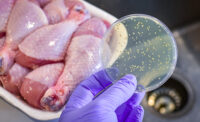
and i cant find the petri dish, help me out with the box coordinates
[101,14,177,92]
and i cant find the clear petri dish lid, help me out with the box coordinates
[101,14,178,92]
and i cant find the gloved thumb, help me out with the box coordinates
[93,74,137,111]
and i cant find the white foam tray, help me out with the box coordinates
[0,0,117,121]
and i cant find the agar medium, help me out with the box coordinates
[102,14,177,92]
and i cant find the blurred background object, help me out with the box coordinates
[0,0,200,121]
[86,0,200,29]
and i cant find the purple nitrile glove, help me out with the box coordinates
[59,69,145,122]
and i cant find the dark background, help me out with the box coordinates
[86,0,200,29]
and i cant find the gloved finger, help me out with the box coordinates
[93,74,137,111]
[115,92,144,121]
[65,69,114,111]
[90,68,117,95]
[128,92,145,106]
[115,92,145,121]
[125,105,144,122]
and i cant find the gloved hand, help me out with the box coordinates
[59,69,145,122]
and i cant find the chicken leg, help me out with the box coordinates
[0,0,48,74]
[41,17,108,111]
[16,2,90,69]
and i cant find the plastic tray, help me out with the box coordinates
[0,0,118,121]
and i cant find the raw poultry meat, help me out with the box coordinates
[0,63,30,95]
[41,17,107,111]
[6,0,48,50]
[16,2,90,69]
[15,21,76,69]
[29,0,40,5]
[36,0,52,7]
[29,0,51,7]
[0,32,5,38]
[0,0,112,111]
[0,0,15,33]
[64,0,85,9]
[20,63,64,108]
[0,37,5,49]
[0,0,48,74]
[43,0,69,24]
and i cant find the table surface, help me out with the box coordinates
[0,98,58,122]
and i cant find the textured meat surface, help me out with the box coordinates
[58,35,103,85]
[64,0,84,10]
[0,0,48,74]
[20,63,64,108]
[16,21,77,68]
[16,3,90,69]
[1,63,30,95]
[0,0,111,112]
[0,32,5,38]
[0,37,5,49]
[6,0,48,50]
[0,47,16,74]
[0,0,15,32]
[41,18,107,111]
[36,0,52,7]
[73,17,107,38]
[44,0,69,24]
[15,51,57,69]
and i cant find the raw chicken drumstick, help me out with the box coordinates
[0,0,48,74]
[0,0,15,33]
[0,63,30,95]
[20,63,64,108]
[16,1,90,69]
[41,17,108,111]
